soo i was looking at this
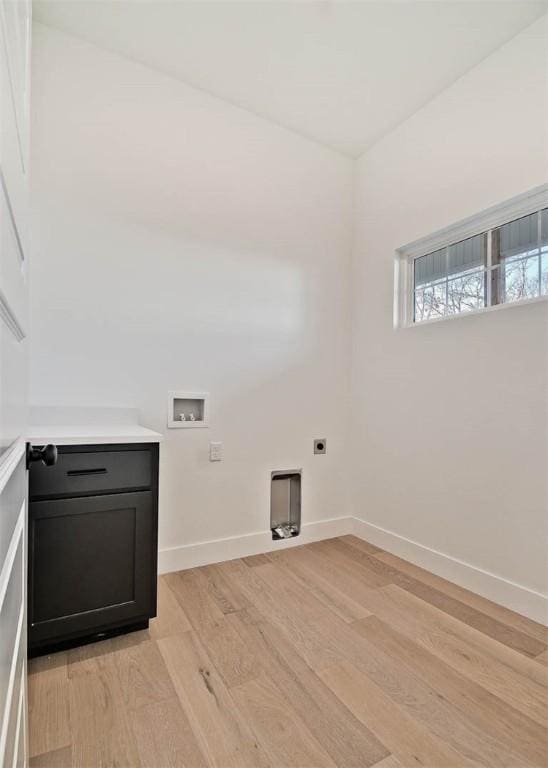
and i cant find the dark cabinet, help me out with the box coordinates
[28,443,159,656]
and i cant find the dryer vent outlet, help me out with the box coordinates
[270,470,301,540]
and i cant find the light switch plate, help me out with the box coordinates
[209,441,223,461]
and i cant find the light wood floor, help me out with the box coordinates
[28,535,548,768]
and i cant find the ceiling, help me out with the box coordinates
[33,0,547,156]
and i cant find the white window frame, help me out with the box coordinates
[394,184,548,328]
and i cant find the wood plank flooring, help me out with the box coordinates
[28,536,548,767]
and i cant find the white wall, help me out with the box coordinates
[30,16,548,620]
[29,24,354,560]
[351,15,548,616]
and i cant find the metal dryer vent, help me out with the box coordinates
[270,470,301,540]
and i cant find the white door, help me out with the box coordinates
[0,1,31,766]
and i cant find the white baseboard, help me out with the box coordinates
[352,517,548,626]
[158,513,547,625]
[158,516,353,574]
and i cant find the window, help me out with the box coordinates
[492,210,548,305]
[395,187,548,327]
[414,234,486,322]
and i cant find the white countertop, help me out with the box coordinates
[28,424,163,446]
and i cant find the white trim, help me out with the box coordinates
[158,516,353,573]
[0,602,24,764]
[0,439,25,497]
[0,289,25,342]
[0,3,27,176]
[397,184,548,261]
[402,292,548,330]
[0,500,25,766]
[0,170,25,263]
[0,503,24,611]
[10,665,24,768]
[352,517,547,626]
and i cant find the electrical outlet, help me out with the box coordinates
[314,438,327,455]
[209,441,223,461]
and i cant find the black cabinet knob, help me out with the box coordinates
[26,443,58,469]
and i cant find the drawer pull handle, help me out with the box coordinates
[67,468,108,477]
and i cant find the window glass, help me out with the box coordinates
[498,212,538,259]
[414,282,446,322]
[413,234,486,322]
[541,208,548,245]
[414,248,446,287]
[448,234,485,277]
[446,271,485,315]
[541,209,548,296]
[493,210,547,304]
[503,256,540,303]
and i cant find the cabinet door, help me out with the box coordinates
[29,491,156,649]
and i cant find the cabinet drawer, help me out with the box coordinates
[29,445,153,499]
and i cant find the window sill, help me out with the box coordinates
[399,293,548,330]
